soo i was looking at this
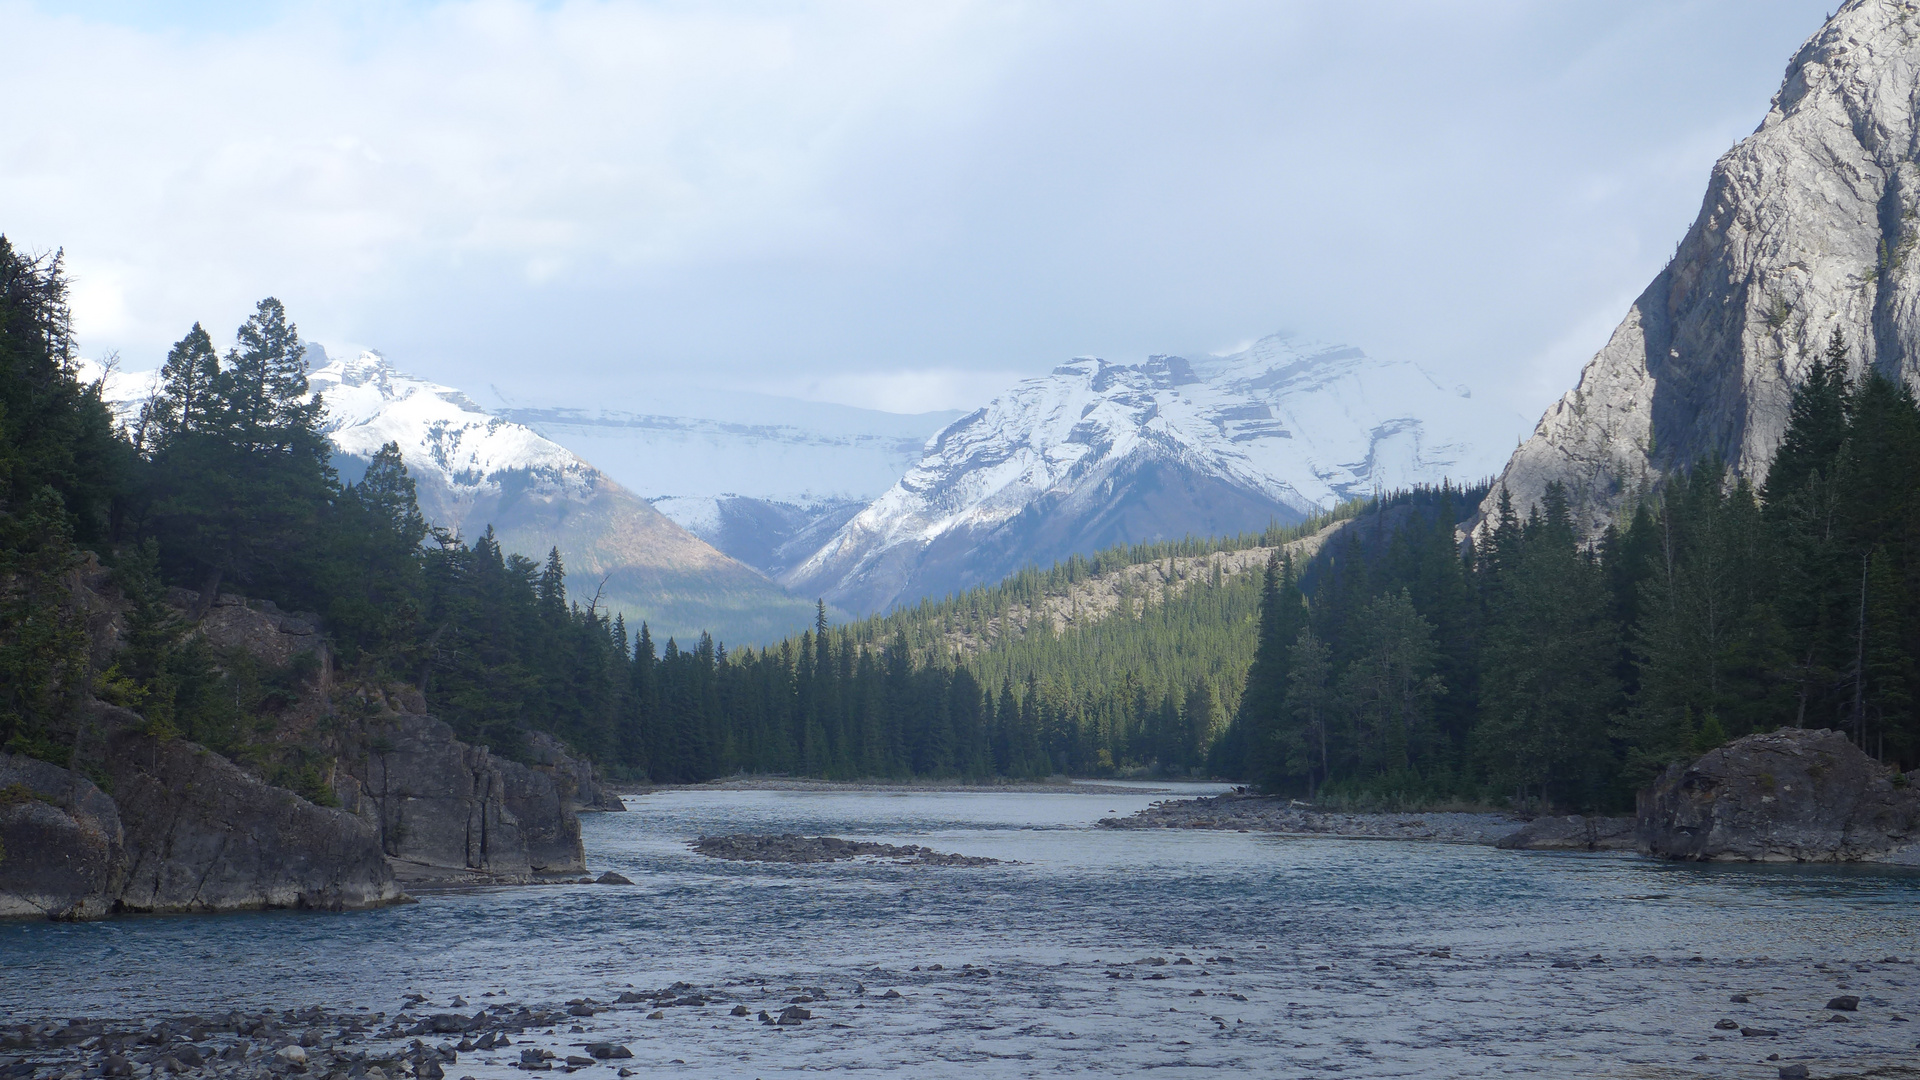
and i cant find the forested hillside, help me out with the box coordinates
[10,233,1915,811]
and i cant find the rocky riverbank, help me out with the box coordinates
[1103,729,1920,863]
[1094,797,1600,848]
[691,834,1004,866]
[0,571,621,921]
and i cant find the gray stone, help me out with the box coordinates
[0,753,125,920]
[1827,995,1860,1011]
[593,872,633,886]
[1480,1,1920,540]
[344,715,584,881]
[1638,728,1920,862]
[108,730,400,913]
[523,732,624,813]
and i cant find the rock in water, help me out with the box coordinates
[594,871,634,885]
[525,731,626,813]
[1480,1,1920,539]
[1638,728,1920,862]
[107,730,401,912]
[689,834,1001,866]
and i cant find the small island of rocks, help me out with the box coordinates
[690,834,1003,866]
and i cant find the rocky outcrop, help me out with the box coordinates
[1638,727,1920,861]
[106,729,401,912]
[1493,815,1636,851]
[526,730,626,812]
[341,714,586,884]
[0,753,125,920]
[1482,0,1920,538]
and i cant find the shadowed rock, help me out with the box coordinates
[1638,728,1920,862]
[341,714,586,884]
[0,752,125,919]
[108,729,401,913]
[1494,815,1636,851]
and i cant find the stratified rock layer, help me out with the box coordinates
[1485,0,1920,535]
[1638,727,1920,861]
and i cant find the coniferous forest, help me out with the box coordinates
[6,238,1919,811]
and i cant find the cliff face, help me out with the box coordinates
[107,727,401,913]
[0,753,125,920]
[338,713,588,885]
[1484,0,1920,535]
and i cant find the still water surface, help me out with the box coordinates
[5,785,1919,1077]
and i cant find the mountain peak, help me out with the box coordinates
[1482,0,1920,537]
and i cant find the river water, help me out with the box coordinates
[5,785,1919,1078]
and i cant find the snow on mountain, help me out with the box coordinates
[786,334,1527,615]
[77,347,819,645]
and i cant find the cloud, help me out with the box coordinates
[756,368,1028,415]
[2,0,1834,432]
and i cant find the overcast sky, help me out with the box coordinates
[5,0,1832,419]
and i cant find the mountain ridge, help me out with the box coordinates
[788,333,1524,615]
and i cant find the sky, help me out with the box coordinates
[3,0,1835,420]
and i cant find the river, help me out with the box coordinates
[4,784,1918,1078]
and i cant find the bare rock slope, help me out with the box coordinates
[1486,0,1920,535]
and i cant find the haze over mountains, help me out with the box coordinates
[488,391,958,583]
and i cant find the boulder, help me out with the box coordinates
[347,714,585,881]
[107,729,401,912]
[1638,728,1920,862]
[0,753,125,920]
[1494,815,1636,851]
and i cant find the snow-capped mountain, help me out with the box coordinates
[80,347,819,645]
[786,334,1527,615]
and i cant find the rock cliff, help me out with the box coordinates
[339,714,588,885]
[1,567,614,918]
[1483,0,1920,535]
[1638,727,1920,861]
[107,728,401,913]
